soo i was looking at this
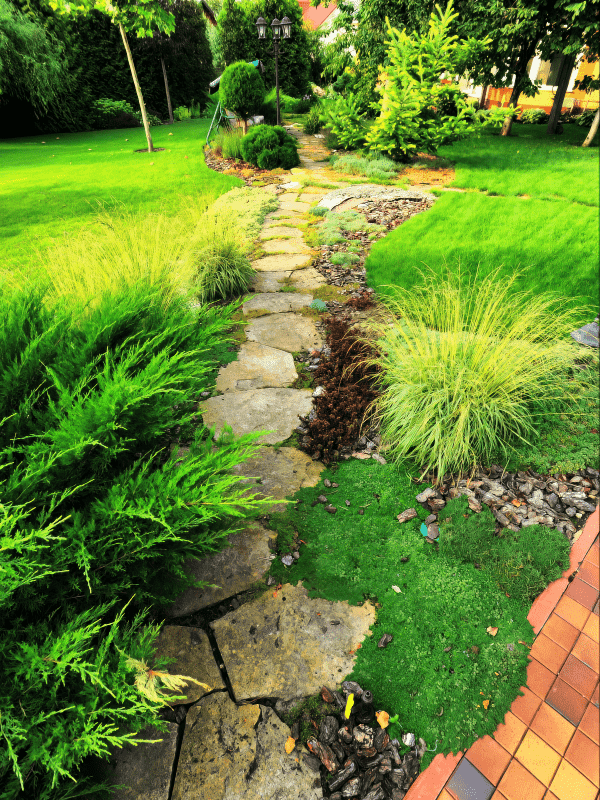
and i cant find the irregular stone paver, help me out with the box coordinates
[290,267,327,290]
[243,293,313,315]
[252,253,311,272]
[153,626,224,702]
[318,184,434,211]
[245,312,322,352]
[261,238,311,255]
[250,271,291,292]
[266,209,305,221]
[167,522,277,617]
[211,583,375,702]
[202,388,313,445]
[278,200,312,213]
[102,723,179,800]
[279,192,299,201]
[259,225,304,239]
[231,446,324,513]
[172,693,322,800]
[216,342,297,392]
[280,181,302,190]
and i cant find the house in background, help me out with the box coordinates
[299,0,338,31]
[460,54,599,115]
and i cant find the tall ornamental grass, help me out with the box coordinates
[369,269,584,480]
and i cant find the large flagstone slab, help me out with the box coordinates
[167,522,277,617]
[243,293,313,315]
[261,238,310,254]
[202,388,313,445]
[216,342,297,392]
[211,583,375,703]
[252,253,311,272]
[259,225,304,238]
[245,312,322,352]
[152,626,224,702]
[172,693,322,800]
[250,271,291,292]
[289,267,328,290]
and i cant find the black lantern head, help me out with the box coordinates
[271,17,281,39]
[256,16,267,38]
[281,16,292,38]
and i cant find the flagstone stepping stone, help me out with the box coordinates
[289,267,327,290]
[278,200,312,213]
[252,253,311,272]
[243,293,313,315]
[216,342,297,392]
[245,312,322,352]
[250,271,291,292]
[260,225,304,238]
[261,238,311,255]
[279,192,299,201]
[172,693,322,800]
[280,181,302,190]
[167,522,277,617]
[152,626,224,702]
[211,583,375,703]
[99,722,179,800]
[231,446,324,513]
[202,388,313,445]
[266,209,305,221]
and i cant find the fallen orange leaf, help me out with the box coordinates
[285,736,296,754]
[483,699,490,710]
[376,710,389,729]
[518,640,531,648]
[486,626,499,636]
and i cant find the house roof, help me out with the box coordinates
[302,1,337,30]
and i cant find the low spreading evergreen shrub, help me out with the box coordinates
[91,98,162,129]
[519,108,549,125]
[0,278,269,798]
[240,124,300,170]
[330,151,400,180]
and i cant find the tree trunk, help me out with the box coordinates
[582,108,599,147]
[546,54,577,134]
[161,57,174,125]
[501,43,537,137]
[119,22,154,153]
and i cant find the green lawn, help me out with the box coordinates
[439,123,599,205]
[0,119,242,273]
[366,124,599,321]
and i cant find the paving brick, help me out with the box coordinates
[580,702,599,746]
[492,712,527,755]
[497,759,546,800]
[566,578,600,612]
[541,613,580,652]
[555,595,591,629]
[466,735,512,786]
[572,632,600,672]
[578,560,600,591]
[446,757,495,800]
[530,635,569,674]
[527,658,557,699]
[546,677,589,726]
[530,703,576,754]
[515,730,562,786]
[565,729,600,786]
[549,760,597,800]
[583,612,599,643]
[559,653,599,698]
[511,686,542,726]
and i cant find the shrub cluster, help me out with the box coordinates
[241,124,300,169]
[91,98,162,130]
[519,108,549,125]
[0,229,269,798]
[303,105,322,134]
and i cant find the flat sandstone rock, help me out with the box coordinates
[216,342,297,392]
[289,267,327,290]
[243,293,313,315]
[252,253,311,272]
[103,723,179,800]
[166,522,277,617]
[151,626,224,702]
[202,388,313,445]
[172,693,322,800]
[245,312,322,353]
[211,582,375,703]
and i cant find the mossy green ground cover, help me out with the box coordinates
[268,460,569,766]
[0,119,242,272]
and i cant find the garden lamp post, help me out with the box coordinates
[256,14,292,126]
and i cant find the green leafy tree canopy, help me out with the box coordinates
[219,59,265,132]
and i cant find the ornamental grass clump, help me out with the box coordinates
[370,268,583,481]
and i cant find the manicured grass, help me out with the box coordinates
[267,459,569,762]
[439,123,598,205]
[0,119,242,272]
[365,192,598,319]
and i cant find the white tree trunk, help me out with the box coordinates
[582,109,599,147]
[119,22,154,153]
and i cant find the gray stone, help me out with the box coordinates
[260,225,304,239]
[246,312,323,353]
[211,582,375,703]
[152,626,224,702]
[279,200,312,213]
[250,271,292,292]
[243,293,314,315]
[102,723,179,800]
[262,238,311,255]
[216,342,297,392]
[202,388,313,445]
[252,253,312,272]
[166,522,277,617]
[265,209,305,222]
[231,446,324,513]
[571,318,599,348]
[290,268,328,290]
[172,693,322,800]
